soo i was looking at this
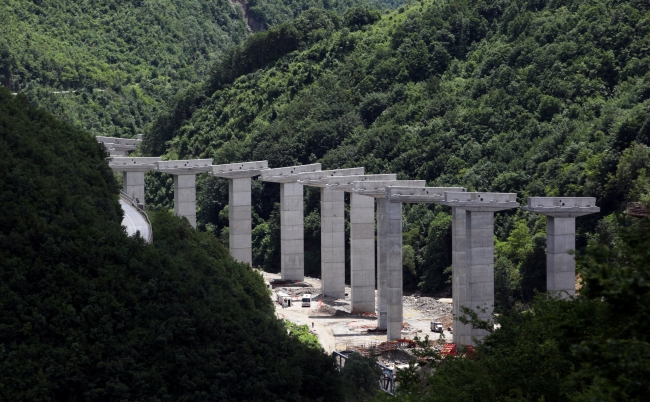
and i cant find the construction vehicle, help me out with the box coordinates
[302,294,312,307]
[431,321,443,333]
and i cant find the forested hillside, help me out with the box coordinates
[145,0,650,308]
[0,87,345,400]
[0,0,398,138]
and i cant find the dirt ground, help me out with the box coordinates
[260,271,454,368]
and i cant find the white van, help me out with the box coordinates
[301,294,312,307]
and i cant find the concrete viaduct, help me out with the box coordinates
[98,136,600,345]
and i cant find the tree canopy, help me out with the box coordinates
[0,87,343,401]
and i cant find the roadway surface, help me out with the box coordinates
[119,199,151,241]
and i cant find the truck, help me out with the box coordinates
[302,294,312,307]
[431,321,443,333]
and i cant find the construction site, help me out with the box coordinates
[262,271,454,369]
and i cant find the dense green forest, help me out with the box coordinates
[0,0,399,138]
[0,87,350,400]
[143,0,650,310]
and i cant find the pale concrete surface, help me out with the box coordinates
[351,181,426,339]
[452,207,469,345]
[350,193,376,314]
[385,200,403,341]
[108,157,162,206]
[297,168,364,298]
[442,192,518,345]
[385,187,468,343]
[96,136,140,155]
[321,187,346,298]
[230,177,253,265]
[281,182,305,281]
[261,164,322,280]
[174,174,198,228]
[157,159,212,228]
[211,161,268,265]
[119,199,151,241]
[522,197,600,298]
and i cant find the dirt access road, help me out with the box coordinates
[260,271,454,362]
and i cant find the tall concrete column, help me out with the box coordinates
[108,157,162,207]
[350,193,376,313]
[281,181,305,281]
[229,177,252,264]
[352,180,426,338]
[386,185,465,343]
[174,174,197,228]
[326,174,398,314]
[321,187,346,298]
[376,198,388,329]
[157,159,213,229]
[451,207,469,345]
[261,164,321,281]
[123,171,145,202]
[298,167,364,298]
[443,192,518,345]
[465,210,495,342]
[385,200,403,341]
[523,197,599,298]
[211,161,268,265]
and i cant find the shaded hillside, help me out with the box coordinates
[0,0,400,138]
[146,0,650,307]
[0,87,343,401]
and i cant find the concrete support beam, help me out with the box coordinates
[211,161,268,265]
[96,136,141,155]
[326,174,396,313]
[157,159,213,228]
[298,168,365,298]
[451,207,469,345]
[173,174,197,228]
[109,157,162,207]
[261,164,322,281]
[442,192,519,345]
[523,197,599,298]
[349,193,376,313]
[229,177,253,264]
[352,180,426,334]
[384,186,466,341]
[321,187,346,298]
[385,200,403,341]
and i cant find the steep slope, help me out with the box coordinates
[149,0,650,305]
[0,87,343,401]
[0,0,400,138]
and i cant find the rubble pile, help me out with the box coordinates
[403,296,452,317]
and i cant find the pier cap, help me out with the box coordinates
[523,197,600,217]
[386,186,466,203]
[156,159,213,175]
[260,163,321,183]
[211,161,268,178]
[351,180,426,198]
[442,192,519,212]
[326,174,397,191]
[297,167,365,187]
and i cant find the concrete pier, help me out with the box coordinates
[211,161,268,265]
[351,180,426,335]
[156,159,213,228]
[384,187,467,343]
[297,168,364,298]
[523,197,599,297]
[261,164,322,281]
[442,192,518,345]
[452,207,469,345]
[327,174,397,314]
[108,157,162,206]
